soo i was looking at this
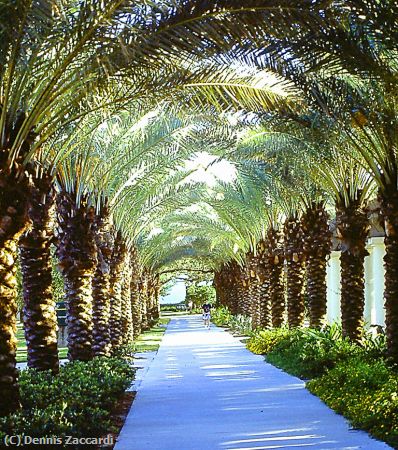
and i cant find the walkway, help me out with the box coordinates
[115,315,391,450]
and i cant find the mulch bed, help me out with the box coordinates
[97,391,136,449]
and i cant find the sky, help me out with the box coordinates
[159,152,235,303]
[161,280,186,304]
[183,152,236,186]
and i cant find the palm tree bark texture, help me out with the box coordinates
[302,202,332,328]
[92,206,114,357]
[380,190,398,361]
[109,232,128,351]
[153,275,161,321]
[238,257,251,319]
[139,272,149,331]
[120,254,134,345]
[56,192,97,361]
[247,253,262,329]
[19,174,59,373]
[235,264,246,315]
[256,240,271,329]
[0,122,35,415]
[130,249,142,339]
[147,274,160,323]
[266,228,285,328]
[336,197,369,342]
[284,216,306,328]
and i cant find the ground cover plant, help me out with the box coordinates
[307,358,398,448]
[245,323,397,447]
[212,306,252,336]
[0,357,135,448]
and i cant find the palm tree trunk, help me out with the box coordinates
[266,228,285,328]
[284,216,305,328]
[249,277,261,329]
[257,240,271,329]
[56,192,97,361]
[19,176,59,372]
[0,238,22,416]
[302,202,331,328]
[382,191,398,361]
[235,282,244,315]
[140,272,149,331]
[153,275,160,321]
[336,199,369,342]
[248,253,264,329]
[0,150,32,415]
[379,187,398,364]
[92,207,114,357]
[109,232,127,351]
[131,284,142,339]
[121,255,134,345]
[130,252,142,339]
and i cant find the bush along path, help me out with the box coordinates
[246,322,398,449]
[0,319,169,449]
[115,314,390,450]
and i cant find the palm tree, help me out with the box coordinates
[225,1,398,355]
[256,239,272,329]
[0,0,292,412]
[92,205,115,357]
[109,232,128,351]
[264,116,375,339]
[0,0,153,411]
[121,254,134,345]
[130,247,143,339]
[18,173,59,373]
[301,201,331,328]
[55,178,97,361]
[265,226,285,328]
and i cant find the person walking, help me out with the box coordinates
[202,303,212,329]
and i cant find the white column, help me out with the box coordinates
[364,247,373,329]
[326,251,341,324]
[369,237,386,327]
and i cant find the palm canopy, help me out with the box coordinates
[232,114,376,211]
[138,162,272,274]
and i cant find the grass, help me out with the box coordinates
[16,323,68,363]
[16,317,170,362]
[132,317,170,352]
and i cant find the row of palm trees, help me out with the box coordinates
[1,0,398,419]
[159,1,398,357]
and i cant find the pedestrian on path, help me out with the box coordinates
[202,303,211,328]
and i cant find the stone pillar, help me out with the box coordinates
[326,251,341,324]
[365,237,386,328]
[364,248,373,329]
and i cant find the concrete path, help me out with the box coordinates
[115,315,391,450]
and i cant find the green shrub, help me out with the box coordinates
[228,314,252,336]
[211,307,252,335]
[245,323,393,447]
[266,327,361,379]
[160,304,185,312]
[211,306,234,327]
[307,358,398,447]
[185,283,216,309]
[0,357,135,446]
[247,328,291,354]
[246,324,374,379]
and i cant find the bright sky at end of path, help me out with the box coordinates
[161,280,186,304]
[184,152,236,186]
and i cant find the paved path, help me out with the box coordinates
[115,315,391,450]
